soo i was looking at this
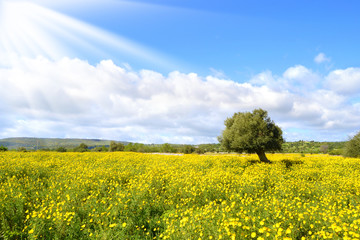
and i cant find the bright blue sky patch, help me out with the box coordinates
[0,0,360,143]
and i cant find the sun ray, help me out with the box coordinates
[0,0,178,70]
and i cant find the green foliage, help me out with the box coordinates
[38,148,51,152]
[0,137,348,155]
[196,144,221,153]
[91,146,109,152]
[281,159,303,169]
[182,145,195,154]
[56,146,67,152]
[124,143,141,152]
[328,148,343,156]
[160,143,177,153]
[17,147,27,152]
[319,144,329,154]
[109,141,125,152]
[122,143,161,153]
[281,141,345,154]
[194,147,205,154]
[219,109,283,162]
[0,145,8,151]
[73,143,89,152]
[344,131,360,158]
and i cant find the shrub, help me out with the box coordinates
[319,144,329,154]
[344,132,360,158]
[329,149,343,156]
[0,145,8,151]
[73,143,89,152]
[160,143,177,153]
[56,147,67,152]
[109,141,124,152]
[17,147,27,152]
[182,145,195,154]
[194,147,205,154]
[91,146,109,152]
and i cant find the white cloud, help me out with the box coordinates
[0,57,292,143]
[325,67,360,95]
[283,65,322,91]
[283,65,314,80]
[1,57,360,142]
[209,68,227,79]
[314,52,331,64]
[251,65,321,93]
[250,65,360,139]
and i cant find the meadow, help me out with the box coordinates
[0,152,359,239]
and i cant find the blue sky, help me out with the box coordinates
[1,0,360,143]
[57,0,360,76]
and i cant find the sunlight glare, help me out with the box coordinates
[0,0,176,69]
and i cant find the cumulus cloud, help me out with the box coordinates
[249,65,360,140]
[0,57,360,142]
[251,65,321,93]
[314,52,331,64]
[325,67,360,95]
[0,57,291,143]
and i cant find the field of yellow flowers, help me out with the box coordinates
[0,152,360,239]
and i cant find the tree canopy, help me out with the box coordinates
[0,146,8,152]
[344,131,360,158]
[74,143,89,152]
[109,141,125,152]
[219,108,283,163]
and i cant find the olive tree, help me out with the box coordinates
[218,109,284,163]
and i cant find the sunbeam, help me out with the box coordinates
[0,0,177,70]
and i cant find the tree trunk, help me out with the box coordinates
[256,150,271,163]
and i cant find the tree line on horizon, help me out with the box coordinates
[0,108,359,158]
[0,139,349,156]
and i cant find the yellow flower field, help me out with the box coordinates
[0,152,360,239]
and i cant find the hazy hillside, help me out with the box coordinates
[0,138,128,150]
[0,138,346,154]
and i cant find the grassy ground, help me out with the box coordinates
[0,152,359,239]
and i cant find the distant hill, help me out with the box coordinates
[0,137,347,154]
[0,137,128,150]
